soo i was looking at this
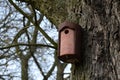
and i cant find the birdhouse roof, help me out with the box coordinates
[58,21,80,32]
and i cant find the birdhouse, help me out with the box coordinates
[58,21,82,63]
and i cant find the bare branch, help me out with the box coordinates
[8,0,57,47]
[45,58,56,79]
[0,43,56,50]
[31,53,46,78]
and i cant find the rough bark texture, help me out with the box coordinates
[70,0,120,80]
[18,0,120,80]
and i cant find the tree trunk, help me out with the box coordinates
[67,0,120,80]
[21,56,29,80]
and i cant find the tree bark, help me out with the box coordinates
[68,0,120,80]
[17,0,120,80]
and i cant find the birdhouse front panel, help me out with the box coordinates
[60,28,75,56]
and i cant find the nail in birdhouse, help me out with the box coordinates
[58,21,82,63]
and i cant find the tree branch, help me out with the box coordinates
[0,43,56,50]
[45,51,57,79]
[31,53,46,78]
[9,0,57,47]
[45,62,56,79]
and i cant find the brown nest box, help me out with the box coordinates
[58,21,82,63]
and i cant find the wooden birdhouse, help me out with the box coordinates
[58,21,82,63]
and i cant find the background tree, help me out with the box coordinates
[0,0,71,80]
[14,0,120,80]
